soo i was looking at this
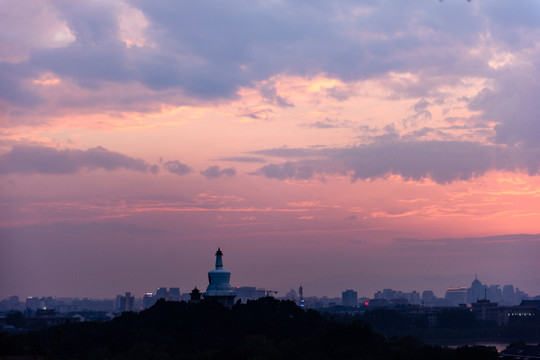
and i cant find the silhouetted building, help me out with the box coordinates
[298,285,305,308]
[375,289,398,301]
[502,284,516,305]
[342,289,358,307]
[0,295,21,311]
[203,248,236,306]
[445,287,467,306]
[283,289,297,301]
[487,284,502,302]
[505,300,537,322]
[422,290,436,305]
[467,276,486,303]
[142,292,157,309]
[190,287,202,303]
[373,288,420,305]
[119,292,134,312]
[471,299,502,324]
[169,287,181,301]
[366,298,389,307]
[25,296,41,311]
[156,287,168,300]
[235,286,266,303]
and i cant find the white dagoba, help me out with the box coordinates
[203,248,236,306]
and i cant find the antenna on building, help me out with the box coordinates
[298,284,305,308]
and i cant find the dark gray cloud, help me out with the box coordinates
[163,160,192,176]
[255,140,540,184]
[0,145,158,175]
[200,165,236,180]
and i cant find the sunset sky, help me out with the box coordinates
[1,0,540,300]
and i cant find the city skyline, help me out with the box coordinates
[1,1,540,299]
[2,256,537,302]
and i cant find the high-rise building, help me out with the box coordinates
[502,285,517,305]
[374,289,398,301]
[169,287,181,301]
[445,287,467,306]
[342,289,358,307]
[25,296,41,311]
[487,285,502,302]
[142,292,157,309]
[119,292,135,312]
[156,287,168,300]
[422,290,436,305]
[467,276,486,303]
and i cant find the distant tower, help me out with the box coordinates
[298,284,305,308]
[142,292,157,309]
[156,287,168,300]
[342,289,358,307]
[169,287,181,301]
[467,276,485,304]
[119,292,134,312]
[203,248,236,306]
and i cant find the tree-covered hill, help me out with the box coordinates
[0,298,499,360]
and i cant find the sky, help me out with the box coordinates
[1,0,540,300]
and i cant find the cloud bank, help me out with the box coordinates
[1,0,540,180]
[0,145,158,175]
[255,140,540,184]
[1,1,539,130]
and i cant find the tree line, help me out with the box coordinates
[1,298,500,359]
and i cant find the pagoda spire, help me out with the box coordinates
[215,247,223,269]
[204,248,236,306]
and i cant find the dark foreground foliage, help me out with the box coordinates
[0,298,499,360]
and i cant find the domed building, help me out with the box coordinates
[203,248,236,306]
[467,275,486,303]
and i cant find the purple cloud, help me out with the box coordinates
[163,160,192,176]
[0,0,496,107]
[469,63,540,147]
[200,165,236,180]
[218,156,266,163]
[255,140,540,184]
[260,84,294,108]
[1,0,539,156]
[0,145,158,175]
[259,162,314,181]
